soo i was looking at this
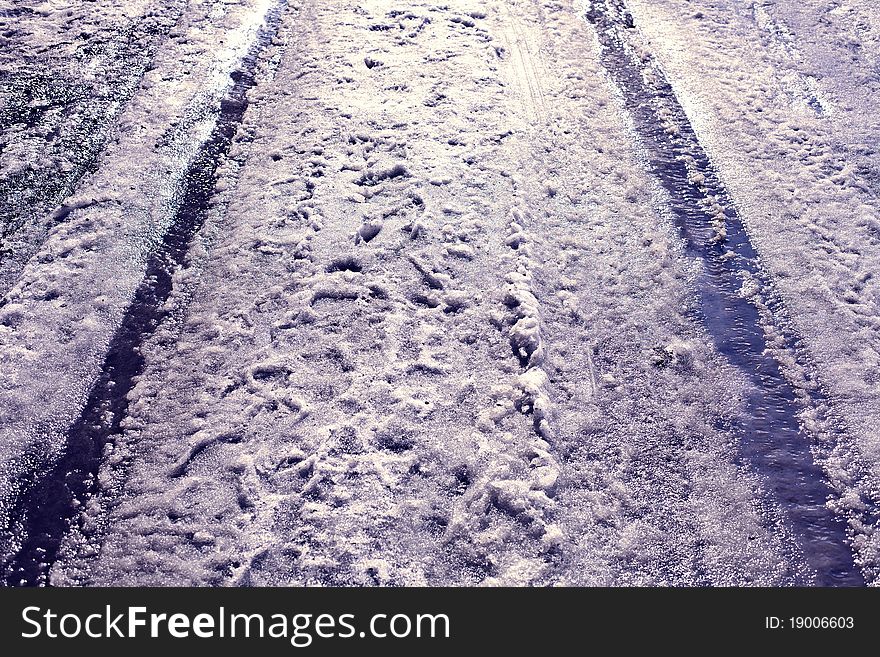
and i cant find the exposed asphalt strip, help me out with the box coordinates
[585,0,880,585]
[0,2,287,587]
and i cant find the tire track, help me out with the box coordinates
[501,1,549,124]
[0,1,288,587]
[584,0,880,585]
[751,1,831,116]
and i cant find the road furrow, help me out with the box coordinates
[0,2,288,587]
[0,0,290,584]
[584,0,880,585]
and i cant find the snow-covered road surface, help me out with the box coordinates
[1,0,879,586]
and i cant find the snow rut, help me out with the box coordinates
[585,0,880,585]
[0,0,289,586]
[501,1,549,123]
[751,2,831,116]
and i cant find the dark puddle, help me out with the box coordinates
[587,0,877,585]
[0,3,287,587]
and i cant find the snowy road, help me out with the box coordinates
[1,0,879,586]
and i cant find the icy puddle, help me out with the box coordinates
[585,0,879,585]
[0,2,288,587]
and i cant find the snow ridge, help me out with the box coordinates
[462,207,564,561]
